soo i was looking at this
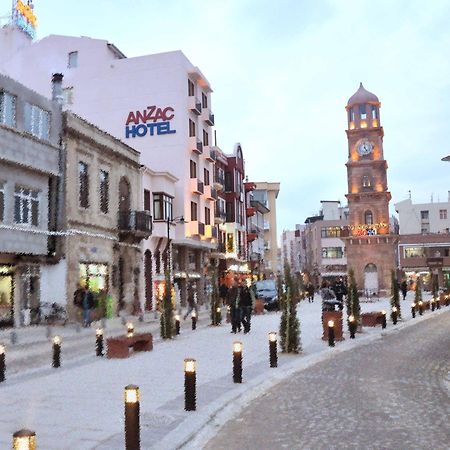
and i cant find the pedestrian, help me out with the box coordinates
[400,279,408,300]
[332,277,346,311]
[74,284,94,327]
[219,282,228,306]
[240,283,253,333]
[183,286,197,320]
[226,278,242,333]
[306,282,315,303]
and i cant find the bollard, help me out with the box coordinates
[431,298,435,312]
[381,310,387,329]
[191,311,197,331]
[175,315,180,335]
[418,300,423,316]
[126,322,134,338]
[233,341,243,382]
[268,332,278,368]
[391,306,398,325]
[52,336,61,368]
[124,385,140,450]
[348,315,356,339]
[12,429,36,450]
[0,344,5,382]
[96,328,104,357]
[411,303,416,318]
[215,306,222,325]
[328,320,335,347]
[436,297,441,310]
[184,359,196,411]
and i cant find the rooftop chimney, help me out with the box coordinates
[51,73,64,105]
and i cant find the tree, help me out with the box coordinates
[431,272,439,299]
[160,269,174,339]
[414,277,423,304]
[279,261,302,353]
[390,270,401,319]
[346,268,361,323]
[209,261,221,326]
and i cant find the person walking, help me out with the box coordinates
[227,278,242,333]
[400,279,408,300]
[219,282,229,306]
[183,286,197,320]
[240,283,253,333]
[74,285,94,327]
[306,282,315,303]
[332,277,346,311]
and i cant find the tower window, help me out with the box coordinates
[362,175,371,188]
[350,108,355,121]
[364,210,373,225]
[359,104,367,120]
[372,105,378,119]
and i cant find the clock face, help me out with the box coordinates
[357,140,373,156]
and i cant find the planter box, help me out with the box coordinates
[361,312,384,327]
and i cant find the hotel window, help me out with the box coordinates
[14,186,39,226]
[203,129,209,146]
[205,207,211,225]
[79,161,89,208]
[0,181,4,222]
[0,91,16,127]
[144,189,151,211]
[364,210,373,225]
[321,227,341,238]
[99,170,109,213]
[359,104,367,120]
[440,209,447,220]
[322,247,344,259]
[204,168,210,186]
[188,79,195,97]
[404,247,425,258]
[190,201,198,221]
[153,193,173,221]
[68,51,78,68]
[189,160,197,179]
[372,105,378,119]
[24,103,50,141]
[189,119,196,137]
[420,210,429,220]
[202,92,208,108]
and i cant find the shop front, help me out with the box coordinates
[0,265,14,328]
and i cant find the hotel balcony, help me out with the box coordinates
[213,173,225,191]
[118,210,152,239]
[190,221,205,236]
[201,107,215,126]
[190,178,204,195]
[204,146,215,162]
[205,224,218,239]
[188,97,202,115]
[189,137,203,154]
[204,185,218,200]
[215,208,226,224]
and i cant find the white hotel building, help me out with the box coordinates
[0,28,218,307]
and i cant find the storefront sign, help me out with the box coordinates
[125,105,176,138]
[12,0,37,39]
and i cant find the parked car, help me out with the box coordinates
[254,280,279,311]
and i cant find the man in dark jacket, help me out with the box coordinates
[74,285,94,327]
[332,278,347,311]
[227,278,243,333]
[240,284,253,333]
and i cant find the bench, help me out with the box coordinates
[106,332,153,359]
[361,312,384,327]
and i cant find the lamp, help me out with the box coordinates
[348,315,356,339]
[411,302,416,319]
[191,310,197,330]
[233,341,243,383]
[184,358,196,411]
[268,332,277,368]
[124,385,140,449]
[381,310,387,329]
[175,314,180,335]
[96,328,104,357]
[0,343,5,382]
[12,429,36,450]
[327,320,335,347]
[52,335,61,368]
[126,322,134,337]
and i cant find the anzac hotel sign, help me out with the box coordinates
[125,105,176,138]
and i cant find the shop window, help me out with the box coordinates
[99,170,109,213]
[24,103,50,141]
[14,186,39,226]
[404,247,425,258]
[0,91,16,127]
[79,263,108,293]
[153,192,173,221]
[79,161,89,208]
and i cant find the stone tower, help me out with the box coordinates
[344,83,397,295]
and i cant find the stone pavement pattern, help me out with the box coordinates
[205,311,450,450]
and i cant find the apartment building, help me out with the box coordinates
[0,29,218,306]
[253,182,280,276]
[281,230,297,272]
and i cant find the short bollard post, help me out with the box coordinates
[12,429,36,450]
[52,336,61,368]
[436,297,441,310]
[126,322,134,338]
[445,295,449,307]
[418,300,424,316]
[233,341,243,382]
[381,310,387,329]
[216,306,222,325]
[328,320,335,347]
[268,332,278,368]
[175,314,181,335]
[411,303,416,318]
[391,306,398,325]
[184,358,196,411]
[96,328,104,357]
[191,310,197,331]
[431,298,436,312]
[348,315,356,339]
[124,385,140,450]
[0,343,5,382]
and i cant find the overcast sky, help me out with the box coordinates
[5,0,450,233]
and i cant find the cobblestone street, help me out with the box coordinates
[205,311,450,450]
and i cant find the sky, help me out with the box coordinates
[2,0,450,233]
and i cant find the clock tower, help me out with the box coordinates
[344,83,397,295]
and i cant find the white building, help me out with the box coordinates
[0,28,218,306]
[395,195,450,234]
[281,230,297,272]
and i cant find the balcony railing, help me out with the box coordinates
[191,178,204,195]
[188,97,202,115]
[205,185,218,200]
[118,210,152,235]
[204,146,215,162]
[205,113,214,126]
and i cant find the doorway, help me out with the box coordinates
[0,273,13,328]
[364,263,378,296]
